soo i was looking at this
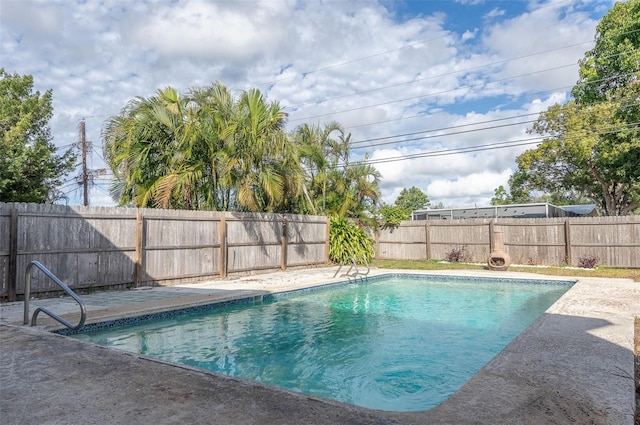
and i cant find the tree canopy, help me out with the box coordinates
[103,82,381,218]
[0,69,76,203]
[395,186,430,212]
[378,186,429,227]
[509,0,640,215]
[490,185,510,206]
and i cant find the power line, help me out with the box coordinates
[340,68,639,137]
[341,81,582,132]
[354,118,538,150]
[348,96,640,148]
[344,121,640,167]
[250,35,451,89]
[287,47,638,128]
[284,28,640,115]
[350,112,541,145]
[288,62,579,123]
[286,40,595,110]
[248,0,612,93]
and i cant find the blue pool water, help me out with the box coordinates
[71,274,573,411]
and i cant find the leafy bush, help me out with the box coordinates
[578,255,599,269]
[445,246,467,263]
[378,204,410,229]
[329,216,374,264]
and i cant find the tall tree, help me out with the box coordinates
[378,186,429,227]
[395,186,430,212]
[572,0,640,105]
[103,87,186,208]
[490,185,511,205]
[104,82,383,217]
[0,69,76,203]
[510,1,640,215]
[232,88,291,212]
[103,82,297,212]
[295,121,348,214]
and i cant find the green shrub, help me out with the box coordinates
[378,204,410,228]
[329,216,374,264]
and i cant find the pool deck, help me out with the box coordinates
[1,267,638,424]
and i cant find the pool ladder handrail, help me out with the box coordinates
[333,255,370,279]
[24,260,87,330]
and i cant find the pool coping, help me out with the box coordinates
[1,267,638,424]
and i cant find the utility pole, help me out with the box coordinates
[74,120,106,206]
[80,120,89,206]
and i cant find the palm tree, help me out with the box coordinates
[176,82,236,210]
[103,82,381,217]
[232,88,290,212]
[295,121,347,214]
[345,162,381,224]
[102,87,186,208]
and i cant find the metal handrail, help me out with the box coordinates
[333,255,370,279]
[24,261,87,330]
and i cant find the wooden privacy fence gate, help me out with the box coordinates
[376,216,640,268]
[0,203,329,301]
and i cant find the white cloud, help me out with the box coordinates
[427,169,512,206]
[485,8,506,20]
[0,0,609,207]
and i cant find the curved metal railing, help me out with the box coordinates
[24,261,87,330]
[333,254,370,279]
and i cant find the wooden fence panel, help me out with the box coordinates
[10,204,138,296]
[226,214,282,273]
[285,215,327,267]
[497,219,566,265]
[375,216,640,268]
[143,213,220,283]
[570,217,640,267]
[377,224,427,260]
[429,221,490,262]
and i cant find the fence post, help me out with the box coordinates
[280,218,288,270]
[425,222,432,259]
[219,218,227,277]
[8,208,18,301]
[134,213,145,287]
[564,219,572,266]
[325,217,331,264]
[489,219,495,251]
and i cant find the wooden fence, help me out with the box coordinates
[0,203,329,301]
[376,216,640,268]
[2,203,638,301]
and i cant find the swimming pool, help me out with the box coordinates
[69,274,573,411]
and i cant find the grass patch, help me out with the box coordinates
[371,259,640,282]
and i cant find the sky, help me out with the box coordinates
[0,0,614,208]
